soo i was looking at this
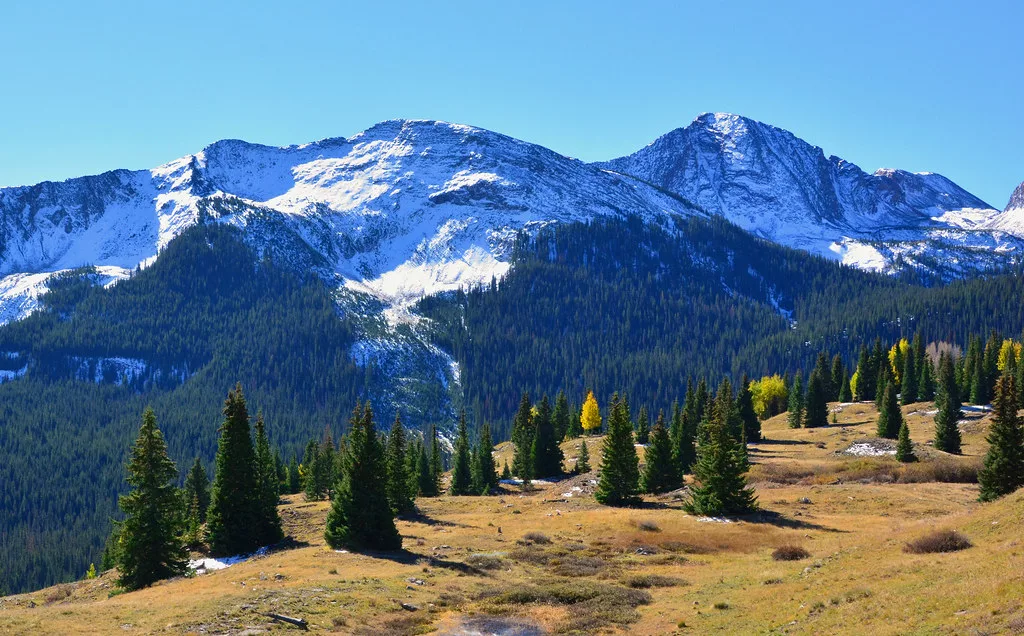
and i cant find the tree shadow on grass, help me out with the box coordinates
[751,438,813,446]
[736,509,848,533]
[353,547,491,577]
[401,510,477,529]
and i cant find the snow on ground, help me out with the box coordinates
[695,516,736,524]
[829,239,889,272]
[842,442,896,457]
[189,547,268,574]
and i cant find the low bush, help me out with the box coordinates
[624,574,685,589]
[522,531,552,545]
[903,530,972,554]
[772,545,811,561]
[635,520,661,532]
[465,553,506,570]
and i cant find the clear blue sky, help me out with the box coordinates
[1,0,1020,207]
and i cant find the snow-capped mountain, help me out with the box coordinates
[601,113,1023,274]
[0,119,701,325]
[982,181,1024,235]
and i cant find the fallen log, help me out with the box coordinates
[266,612,308,630]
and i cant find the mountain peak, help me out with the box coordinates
[1006,181,1024,212]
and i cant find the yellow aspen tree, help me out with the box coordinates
[580,390,602,434]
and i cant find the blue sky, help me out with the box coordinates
[1,1,1020,206]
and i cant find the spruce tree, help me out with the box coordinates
[875,362,890,411]
[510,393,534,477]
[553,391,571,441]
[918,355,936,402]
[594,395,640,506]
[838,368,853,403]
[501,459,513,480]
[895,421,916,462]
[183,456,210,524]
[287,457,301,494]
[1017,350,1024,409]
[876,382,902,439]
[325,403,401,551]
[934,353,964,454]
[901,350,918,405]
[207,384,261,556]
[830,355,845,403]
[803,370,828,428]
[787,373,804,429]
[386,414,415,513]
[416,442,436,496]
[685,382,758,516]
[315,426,337,500]
[855,344,872,401]
[641,411,677,494]
[116,408,187,590]
[737,374,760,442]
[575,440,591,474]
[449,410,474,495]
[814,352,833,402]
[636,405,650,445]
[253,413,283,546]
[978,375,1024,501]
[429,424,443,494]
[472,422,498,494]
[531,395,564,478]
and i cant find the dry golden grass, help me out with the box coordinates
[3,400,1024,634]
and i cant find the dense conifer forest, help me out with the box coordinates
[4,215,1024,594]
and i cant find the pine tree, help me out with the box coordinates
[978,375,1024,501]
[895,421,916,462]
[253,413,283,546]
[472,422,498,494]
[934,353,963,454]
[876,382,902,439]
[787,373,804,429]
[1017,350,1024,409]
[510,393,535,477]
[636,405,650,445]
[417,442,436,497]
[737,374,760,442]
[594,395,640,506]
[553,391,571,441]
[803,370,828,428]
[501,460,513,480]
[325,403,401,551]
[183,456,210,524]
[901,349,918,405]
[207,384,261,556]
[838,368,853,403]
[315,426,337,500]
[531,395,564,478]
[386,414,415,513]
[685,381,758,516]
[116,407,187,590]
[450,410,474,495]
[814,352,833,402]
[641,411,677,494]
[918,355,936,402]
[575,441,591,473]
[580,390,601,435]
[429,424,443,494]
[670,398,690,476]
[855,344,872,401]
[875,361,891,410]
[830,355,845,402]
[287,457,301,494]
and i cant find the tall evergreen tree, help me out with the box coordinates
[429,424,443,494]
[918,354,936,402]
[685,381,758,516]
[287,457,301,495]
[472,422,498,494]
[510,393,535,477]
[553,391,571,441]
[787,373,804,429]
[855,344,871,401]
[803,370,828,428]
[416,441,437,497]
[531,395,564,478]
[386,414,415,513]
[934,353,963,454]
[115,408,188,590]
[979,374,1024,501]
[635,405,650,445]
[895,421,916,462]
[594,395,640,506]
[575,440,591,474]
[324,403,401,551]
[838,368,853,403]
[253,413,283,546]
[641,411,678,494]
[449,410,474,495]
[830,354,845,403]
[737,374,760,442]
[183,456,210,524]
[207,384,261,556]
[876,382,902,439]
[901,348,918,405]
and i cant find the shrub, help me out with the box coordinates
[522,531,551,545]
[465,554,505,570]
[772,545,811,561]
[903,530,972,554]
[624,574,685,589]
[635,520,661,532]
